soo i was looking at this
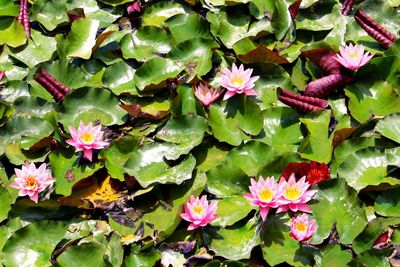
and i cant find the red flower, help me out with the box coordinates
[281,162,331,186]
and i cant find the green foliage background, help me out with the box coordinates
[0,0,400,266]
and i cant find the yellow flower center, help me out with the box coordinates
[295,222,307,232]
[192,205,204,214]
[231,76,244,87]
[284,185,301,200]
[347,50,361,59]
[25,176,38,190]
[81,131,94,143]
[258,188,274,202]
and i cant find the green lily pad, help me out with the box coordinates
[271,0,293,40]
[102,61,135,94]
[49,148,103,196]
[66,18,100,59]
[124,248,161,267]
[330,137,379,176]
[12,96,54,119]
[155,115,208,159]
[0,186,12,223]
[0,0,19,16]
[376,113,400,144]
[124,143,196,188]
[309,179,367,245]
[208,95,263,146]
[314,245,352,267]
[142,1,189,27]
[164,13,212,43]
[0,116,53,155]
[0,100,13,126]
[134,58,184,90]
[4,142,50,166]
[100,135,139,181]
[168,38,219,79]
[211,196,254,227]
[10,30,56,68]
[2,221,68,267]
[57,242,107,267]
[0,18,26,48]
[120,26,172,62]
[57,87,127,128]
[41,60,87,90]
[337,147,400,191]
[258,107,303,151]
[32,0,69,31]
[374,188,400,217]
[207,216,260,261]
[299,110,333,163]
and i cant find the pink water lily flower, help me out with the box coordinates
[181,195,218,230]
[220,63,259,100]
[244,176,284,221]
[290,214,318,241]
[9,162,55,203]
[194,82,223,107]
[127,1,141,14]
[277,173,317,213]
[335,43,373,70]
[66,121,109,162]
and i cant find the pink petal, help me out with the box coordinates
[29,191,39,203]
[259,206,270,221]
[223,90,236,101]
[83,149,93,162]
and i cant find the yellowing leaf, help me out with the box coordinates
[59,175,124,209]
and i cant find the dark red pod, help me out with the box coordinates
[303,73,352,99]
[39,68,70,95]
[278,88,328,113]
[279,88,329,108]
[18,0,30,37]
[341,0,355,16]
[355,10,397,42]
[354,16,393,49]
[302,49,342,75]
[372,231,392,250]
[34,76,64,101]
[288,0,301,19]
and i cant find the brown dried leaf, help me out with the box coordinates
[59,175,124,209]
[238,44,289,65]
